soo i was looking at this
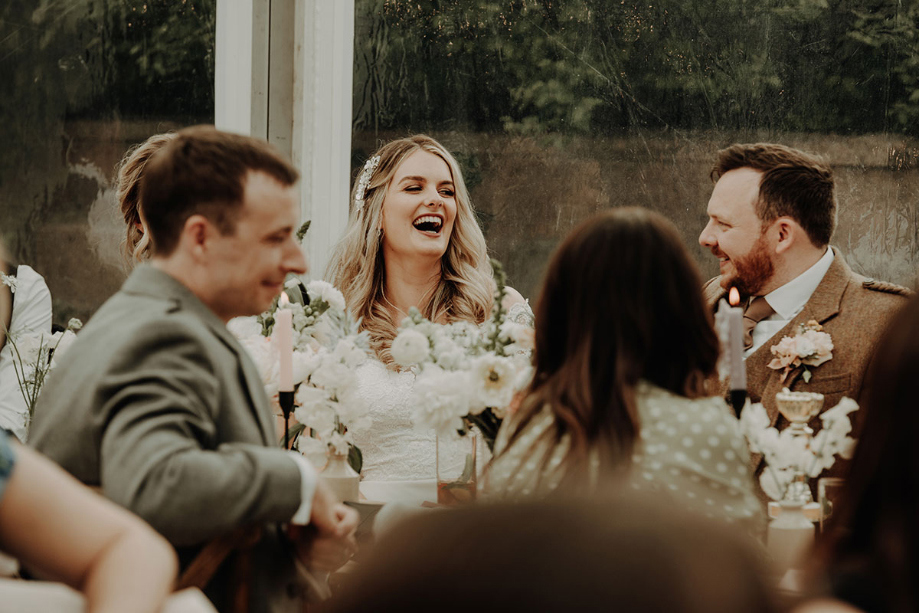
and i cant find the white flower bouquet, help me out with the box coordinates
[390,261,534,450]
[5,318,82,431]
[229,279,371,469]
[740,396,858,501]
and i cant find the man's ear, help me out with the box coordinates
[179,214,211,258]
[773,217,800,255]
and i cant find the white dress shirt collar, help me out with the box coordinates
[763,247,835,320]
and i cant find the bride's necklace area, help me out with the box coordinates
[381,291,411,320]
[381,280,439,322]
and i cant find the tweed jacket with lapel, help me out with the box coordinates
[703,248,908,483]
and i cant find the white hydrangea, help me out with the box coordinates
[412,366,473,437]
[310,354,356,395]
[306,280,346,311]
[332,338,367,369]
[431,332,467,369]
[391,328,430,367]
[294,396,336,439]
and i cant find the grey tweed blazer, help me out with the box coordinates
[30,265,308,613]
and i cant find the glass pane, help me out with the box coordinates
[0,0,215,323]
[352,1,919,300]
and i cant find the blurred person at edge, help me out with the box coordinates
[794,294,919,613]
[0,429,177,613]
[0,238,52,441]
[329,494,778,613]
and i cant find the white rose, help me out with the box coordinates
[470,354,518,411]
[227,316,262,340]
[391,328,430,367]
[793,336,816,359]
[306,280,346,311]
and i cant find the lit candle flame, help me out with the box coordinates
[728,287,740,307]
[279,292,290,306]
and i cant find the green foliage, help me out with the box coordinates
[296,220,312,244]
[0,0,214,263]
[354,0,919,136]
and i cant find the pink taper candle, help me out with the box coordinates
[727,287,746,391]
[276,293,294,392]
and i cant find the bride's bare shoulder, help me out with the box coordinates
[502,287,526,310]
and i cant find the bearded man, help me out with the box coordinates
[699,144,909,485]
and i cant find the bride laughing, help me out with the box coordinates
[326,135,530,502]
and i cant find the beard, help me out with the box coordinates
[719,234,775,296]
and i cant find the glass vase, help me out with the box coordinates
[436,431,478,506]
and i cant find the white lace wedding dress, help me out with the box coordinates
[351,302,534,505]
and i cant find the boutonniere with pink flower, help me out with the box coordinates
[768,320,834,383]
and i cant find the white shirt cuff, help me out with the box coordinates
[286,451,318,525]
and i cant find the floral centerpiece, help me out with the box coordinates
[739,391,858,501]
[228,279,371,471]
[389,260,534,451]
[4,318,82,434]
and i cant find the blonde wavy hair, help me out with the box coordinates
[326,135,495,365]
[115,132,176,268]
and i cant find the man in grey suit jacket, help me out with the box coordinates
[30,126,357,613]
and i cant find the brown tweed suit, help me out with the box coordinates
[703,248,909,492]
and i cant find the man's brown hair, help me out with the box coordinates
[140,125,299,256]
[711,143,836,247]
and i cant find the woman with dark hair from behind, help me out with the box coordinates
[482,207,762,530]
[800,294,918,613]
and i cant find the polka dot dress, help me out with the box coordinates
[481,381,764,533]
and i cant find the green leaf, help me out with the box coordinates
[296,220,311,243]
[280,422,307,448]
[348,444,363,473]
